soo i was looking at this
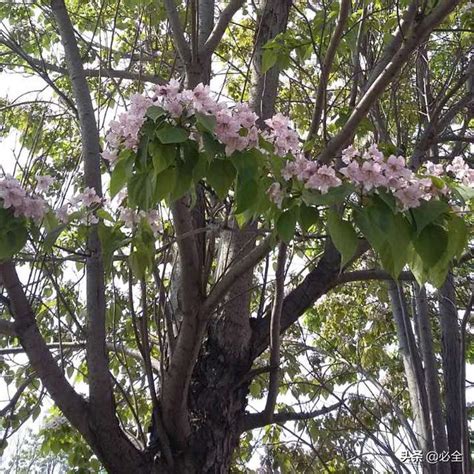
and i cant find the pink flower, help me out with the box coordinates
[265,113,289,131]
[394,182,425,210]
[79,187,102,207]
[163,99,184,118]
[35,175,54,193]
[119,207,138,228]
[17,196,47,222]
[305,165,341,194]
[56,204,70,223]
[0,177,27,209]
[359,161,387,191]
[101,150,118,163]
[267,182,284,208]
[425,161,444,177]
[341,145,359,164]
[447,156,471,183]
[154,78,180,100]
[340,161,362,183]
[367,144,384,162]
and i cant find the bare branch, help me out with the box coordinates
[200,0,246,59]
[307,0,351,140]
[163,0,192,63]
[241,401,343,432]
[0,261,90,435]
[202,234,273,316]
[317,0,462,163]
[263,242,286,422]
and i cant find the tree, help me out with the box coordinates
[0,0,472,472]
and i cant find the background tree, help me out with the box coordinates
[0,0,472,473]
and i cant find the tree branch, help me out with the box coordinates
[0,261,90,435]
[201,234,273,317]
[307,0,351,140]
[200,0,246,59]
[51,0,111,414]
[263,242,286,423]
[317,0,462,163]
[241,401,343,432]
[163,0,192,64]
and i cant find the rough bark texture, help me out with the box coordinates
[438,274,463,474]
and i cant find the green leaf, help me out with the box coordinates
[149,141,176,174]
[128,172,154,209]
[202,132,225,156]
[0,210,28,260]
[409,214,468,287]
[206,159,236,199]
[235,178,258,214]
[153,167,177,202]
[302,183,354,207]
[156,124,189,144]
[277,207,298,243]
[195,112,216,132]
[110,154,134,198]
[192,152,209,183]
[146,105,166,121]
[327,209,358,268]
[411,200,449,236]
[43,224,67,251]
[354,198,412,278]
[231,149,262,181]
[299,203,319,232]
[262,48,277,73]
[413,224,448,267]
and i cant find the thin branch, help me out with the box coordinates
[263,242,286,422]
[201,234,273,316]
[241,401,343,432]
[200,0,246,59]
[163,0,192,63]
[317,0,462,163]
[307,0,351,140]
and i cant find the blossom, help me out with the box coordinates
[35,175,54,193]
[154,78,180,100]
[267,182,284,208]
[305,165,342,194]
[341,145,359,163]
[340,161,362,183]
[56,204,70,223]
[0,176,47,221]
[359,161,388,191]
[0,177,27,209]
[367,144,384,162]
[425,161,444,177]
[119,207,138,227]
[394,181,425,210]
[447,156,472,184]
[101,150,118,163]
[78,187,102,207]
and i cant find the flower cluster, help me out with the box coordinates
[56,187,102,223]
[104,80,261,157]
[104,94,153,156]
[119,207,162,236]
[0,176,47,221]
[278,145,472,211]
[446,156,474,186]
[102,81,473,215]
[264,113,301,157]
